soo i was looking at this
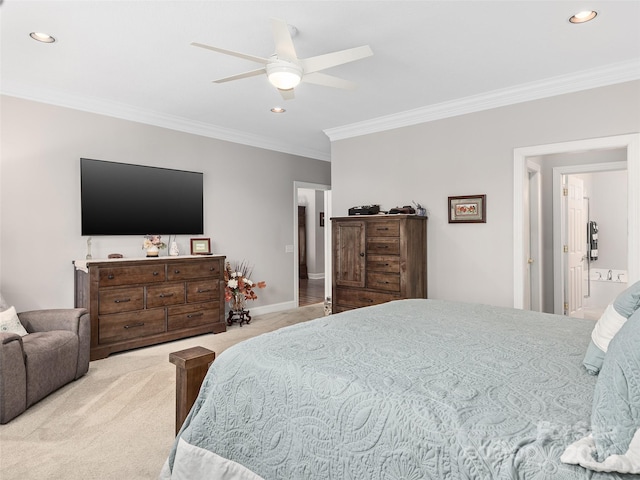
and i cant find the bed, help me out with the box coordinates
[160,298,640,479]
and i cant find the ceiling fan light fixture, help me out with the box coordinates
[267,62,302,90]
[271,107,286,113]
[569,10,597,23]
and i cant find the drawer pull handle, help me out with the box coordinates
[174,270,180,274]
[197,289,212,293]
[378,281,390,284]
[377,227,389,231]
[124,322,145,329]
[364,298,374,303]
[114,298,131,303]
[153,271,159,276]
[108,274,115,280]
[187,312,204,319]
[359,253,365,257]
[159,293,174,298]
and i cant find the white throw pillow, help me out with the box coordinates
[0,306,28,336]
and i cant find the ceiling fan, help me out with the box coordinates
[192,18,373,100]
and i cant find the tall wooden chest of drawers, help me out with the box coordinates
[332,215,427,313]
[74,255,226,360]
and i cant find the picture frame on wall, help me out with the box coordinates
[448,195,486,223]
[190,238,212,255]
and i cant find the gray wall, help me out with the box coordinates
[0,95,330,312]
[586,169,628,270]
[330,81,640,308]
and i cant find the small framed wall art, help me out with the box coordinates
[190,237,212,255]
[448,195,486,223]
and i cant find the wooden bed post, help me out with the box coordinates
[169,346,216,435]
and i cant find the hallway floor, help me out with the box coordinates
[299,278,324,307]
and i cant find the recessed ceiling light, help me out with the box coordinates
[30,32,56,43]
[271,107,286,114]
[569,10,598,24]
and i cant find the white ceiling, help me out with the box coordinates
[2,1,639,161]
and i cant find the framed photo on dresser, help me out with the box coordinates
[190,238,211,255]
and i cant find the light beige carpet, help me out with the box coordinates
[0,304,324,480]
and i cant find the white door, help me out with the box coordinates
[565,176,586,317]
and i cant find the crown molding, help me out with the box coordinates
[0,82,331,162]
[324,60,640,142]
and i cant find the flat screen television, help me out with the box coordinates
[80,158,204,236]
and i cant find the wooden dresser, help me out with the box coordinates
[74,255,226,360]
[331,215,427,313]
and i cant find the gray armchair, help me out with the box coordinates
[0,307,90,424]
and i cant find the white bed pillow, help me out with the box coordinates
[583,280,640,374]
[591,303,626,352]
[0,306,28,336]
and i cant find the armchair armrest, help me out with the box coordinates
[0,331,24,348]
[0,332,27,424]
[17,309,90,378]
[18,308,88,335]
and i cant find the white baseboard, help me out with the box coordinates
[248,301,297,317]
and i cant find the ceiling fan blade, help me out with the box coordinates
[302,45,373,74]
[213,68,266,83]
[302,72,357,90]
[191,42,270,65]
[278,88,295,100]
[271,18,298,62]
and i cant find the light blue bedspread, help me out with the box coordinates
[166,299,636,479]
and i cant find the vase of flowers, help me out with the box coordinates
[224,261,266,326]
[142,235,166,257]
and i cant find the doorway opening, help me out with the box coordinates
[513,133,640,310]
[293,182,331,307]
[554,164,627,318]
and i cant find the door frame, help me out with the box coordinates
[513,133,640,309]
[526,160,543,311]
[552,162,626,314]
[293,181,331,307]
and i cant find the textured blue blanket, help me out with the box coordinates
[167,299,636,479]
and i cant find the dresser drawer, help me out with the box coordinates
[167,260,221,281]
[146,283,185,308]
[367,272,400,292]
[367,220,400,237]
[334,287,402,308]
[366,237,400,255]
[98,309,166,344]
[99,264,165,287]
[366,255,400,273]
[167,302,217,331]
[186,280,219,303]
[99,287,144,314]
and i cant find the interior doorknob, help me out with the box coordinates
[527,258,534,264]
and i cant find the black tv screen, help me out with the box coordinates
[80,158,204,236]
